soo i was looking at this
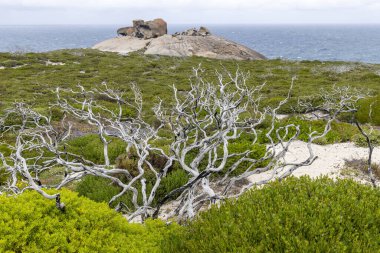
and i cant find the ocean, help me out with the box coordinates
[0,24,380,63]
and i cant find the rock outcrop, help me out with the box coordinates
[94,22,266,60]
[117,18,167,39]
[144,35,266,60]
[173,26,211,37]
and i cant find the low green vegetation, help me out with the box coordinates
[0,188,180,253]
[76,166,189,209]
[1,177,379,252]
[76,176,133,206]
[164,177,380,253]
[66,134,127,164]
[261,116,359,145]
[0,49,379,124]
[1,49,379,252]
[352,128,380,147]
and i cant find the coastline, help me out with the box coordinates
[1,24,380,63]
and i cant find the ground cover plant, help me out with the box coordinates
[163,177,380,253]
[0,50,379,252]
[0,49,379,124]
[0,65,368,221]
[1,177,379,252]
[0,188,180,253]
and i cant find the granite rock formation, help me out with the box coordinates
[94,22,266,60]
[173,26,212,36]
[117,18,167,39]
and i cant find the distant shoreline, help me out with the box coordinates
[1,25,380,63]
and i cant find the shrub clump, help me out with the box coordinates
[164,177,380,252]
[66,134,127,164]
[75,167,189,208]
[352,130,380,147]
[343,158,380,180]
[0,189,179,252]
[75,175,134,207]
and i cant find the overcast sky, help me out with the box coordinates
[1,0,380,25]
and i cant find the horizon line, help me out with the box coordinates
[1,23,380,26]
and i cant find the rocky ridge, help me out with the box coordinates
[93,18,266,60]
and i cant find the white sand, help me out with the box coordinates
[248,141,379,183]
[11,64,27,69]
[45,60,65,66]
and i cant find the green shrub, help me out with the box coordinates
[115,152,140,177]
[114,149,169,178]
[50,107,65,121]
[76,167,189,208]
[75,175,133,207]
[1,59,23,68]
[224,140,267,176]
[155,168,189,204]
[356,95,380,125]
[164,177,380,252]
[353,129,380,147]
[0,168,8,186]
[66,134,127,164]
[261,117,359,144]
[0,189,179,252]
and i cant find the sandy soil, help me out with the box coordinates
[248,141,379,183]
[45,60,65,66]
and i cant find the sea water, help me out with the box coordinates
[0,24,379,63]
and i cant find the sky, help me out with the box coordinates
[1,0,380,25]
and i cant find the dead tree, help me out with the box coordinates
[55,83,175,221]
[0,103,69,210]
[0,68,369,221]
[0,85,173,221]
[150,69,368,220]
[352,103,377,187]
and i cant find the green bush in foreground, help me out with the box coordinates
[353,129,380,147]
[164,177,380,253]
[75,175,134,207]
[66,134,127,164]
[1,177,379,253]
[0,189,179,253]
[76,167,189,208]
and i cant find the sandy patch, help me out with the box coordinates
[45,60,65,66]
[248,141,379,183]
[12,64,27,69]
[276,110,329,121]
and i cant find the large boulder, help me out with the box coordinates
[133,20,145,27]
[144,35,266,60]
[198,26,211,36]
[117,18,167,39]
[173,27,212,37]
[146,18,167,38]
[117,27,135,36]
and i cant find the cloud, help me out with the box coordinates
[1,0,380,24]
[1,0,379,10]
